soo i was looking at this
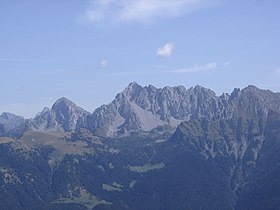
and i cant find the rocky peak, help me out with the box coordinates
[147,84,157,91]
[240,85,279,101]
[30,107,59,132]
[122,82,143,98]
[52,97,79,110]
[242,85,259,93]
[229,88,241,100]
[1,112,16,120]
[192,85,216,97]
[0,112,24,132]
[240,86,280,113]
[126,81,141,89]
[50,97,89,132]
[51,97,89,115]
[26,97,90,133]
[35,107,50,117]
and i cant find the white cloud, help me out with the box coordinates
[82,0,217,24]
[156,43,175,58]
[100,59,108,68]
[169,62,217,73]
[84,0,114,23]
[119,0,198,22]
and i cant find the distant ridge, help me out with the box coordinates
[1,82,280,138]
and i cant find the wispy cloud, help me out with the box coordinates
[90,59,108,71]
[81,0,218,25]
[100,59,108,68]
[223,61,230,67]
[156,43,175,58]
[0,58,54,62]
[168,62,217,73]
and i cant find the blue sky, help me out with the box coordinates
[1,0,280,118]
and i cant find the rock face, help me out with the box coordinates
[77,82,280,137]
[26,97,89,132]
[51,97,89,131]
[77,82,229,137]
[0,113,24,136]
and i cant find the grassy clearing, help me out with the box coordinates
[54,189,111,209]
[14,131,92,167]
[112,182,123,188]
[129,180,137,188]
[102,182,123,192]
[0,137,14,144]
[128,162,165,173]
[19,131,90,156]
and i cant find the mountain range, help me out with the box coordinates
[1,82,280,209]
[3,82,280,138]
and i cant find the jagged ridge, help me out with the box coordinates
[1,83,280,138]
